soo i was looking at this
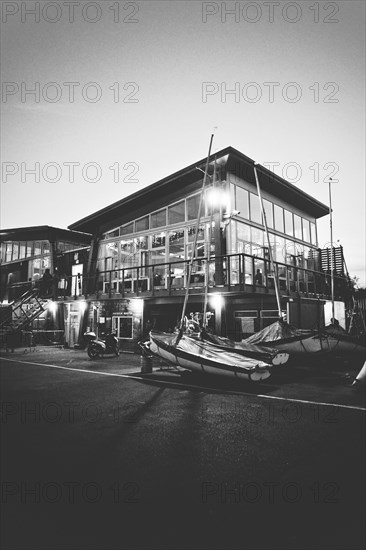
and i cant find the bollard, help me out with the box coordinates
[140,355,153,373]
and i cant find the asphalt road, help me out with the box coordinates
[1,348,365,550]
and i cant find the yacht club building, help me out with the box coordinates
[68,147,347,345]
[1,147,351,348]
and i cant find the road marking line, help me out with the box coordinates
[1,356,365,412]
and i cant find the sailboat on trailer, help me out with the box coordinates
[148,135,273,382]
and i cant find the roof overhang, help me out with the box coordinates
[0,225,92,244]
[69,146,329,234]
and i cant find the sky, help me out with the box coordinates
[1,0,365,284]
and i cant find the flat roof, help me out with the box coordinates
[69,146,330,234]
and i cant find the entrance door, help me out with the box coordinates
[69,312,80,347]
[112,316,133,340]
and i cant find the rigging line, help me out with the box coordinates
[176,133,215,344]
[203,154,216,328]
[253,164,282,318]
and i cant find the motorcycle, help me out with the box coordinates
[84,331,120,359]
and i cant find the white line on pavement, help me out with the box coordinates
[1,356,365,412]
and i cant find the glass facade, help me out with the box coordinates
[96,183,321,292]
[232,183,316,245]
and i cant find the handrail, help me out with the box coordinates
[4,251,351,303]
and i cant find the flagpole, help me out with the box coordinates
[253,163,282,319]
[328,177,335,322]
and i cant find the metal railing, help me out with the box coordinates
[3,252,351,303]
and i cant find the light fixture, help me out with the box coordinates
[209,294,224,309]
[48,301,57,314]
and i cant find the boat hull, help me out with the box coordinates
[149,331,272,382]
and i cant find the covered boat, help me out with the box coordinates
[323,323,366,356]
[244,319,366,356]
[197,328,289,365]
[244,319,327,355]
[149,331,272,382]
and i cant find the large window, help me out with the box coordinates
[310,222,317,245]
[294,214,302,240]
[26,242,33,257]
[187,195,200,221]
[135,216,149,232]
[302,219,311,243]
[152,233,166,248]
[34,242,41,255]
[249,193,261,224]
[151,209,166,229]
[120,223,133,236]
[168,201,185,225]
[284,210,294,236]
[6,243,12,262]
[235,187,249,219]
[12,243,19,261]
[263,199,273,228]
[274,205,284,233]
[236,222,251,243]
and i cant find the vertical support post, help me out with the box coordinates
[329,178,335,322]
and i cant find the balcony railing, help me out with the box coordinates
[3,252,351,303]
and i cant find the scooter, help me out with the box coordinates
[84,331,120,359]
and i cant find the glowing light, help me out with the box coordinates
[79,301,88,312]
[48,301,57,314]
[131,298,143,313]
[209,294,224,309]
[206,188,230,210]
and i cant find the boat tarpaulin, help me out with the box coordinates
[199,329,289,365]
[244,320,315,346]
[149,330,272,381]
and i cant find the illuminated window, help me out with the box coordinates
[26,242,33,257]
[34,242,41,255]
[12,243,19,261]
[6,243,12,262]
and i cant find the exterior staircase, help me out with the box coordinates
[0,288,51,334]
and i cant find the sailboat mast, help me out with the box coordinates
[328,178,335,322]
[203,155,216,327]
[253,164,282,318]
[176,133,215,340]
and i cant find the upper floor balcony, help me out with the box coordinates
[2,251,351,304]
